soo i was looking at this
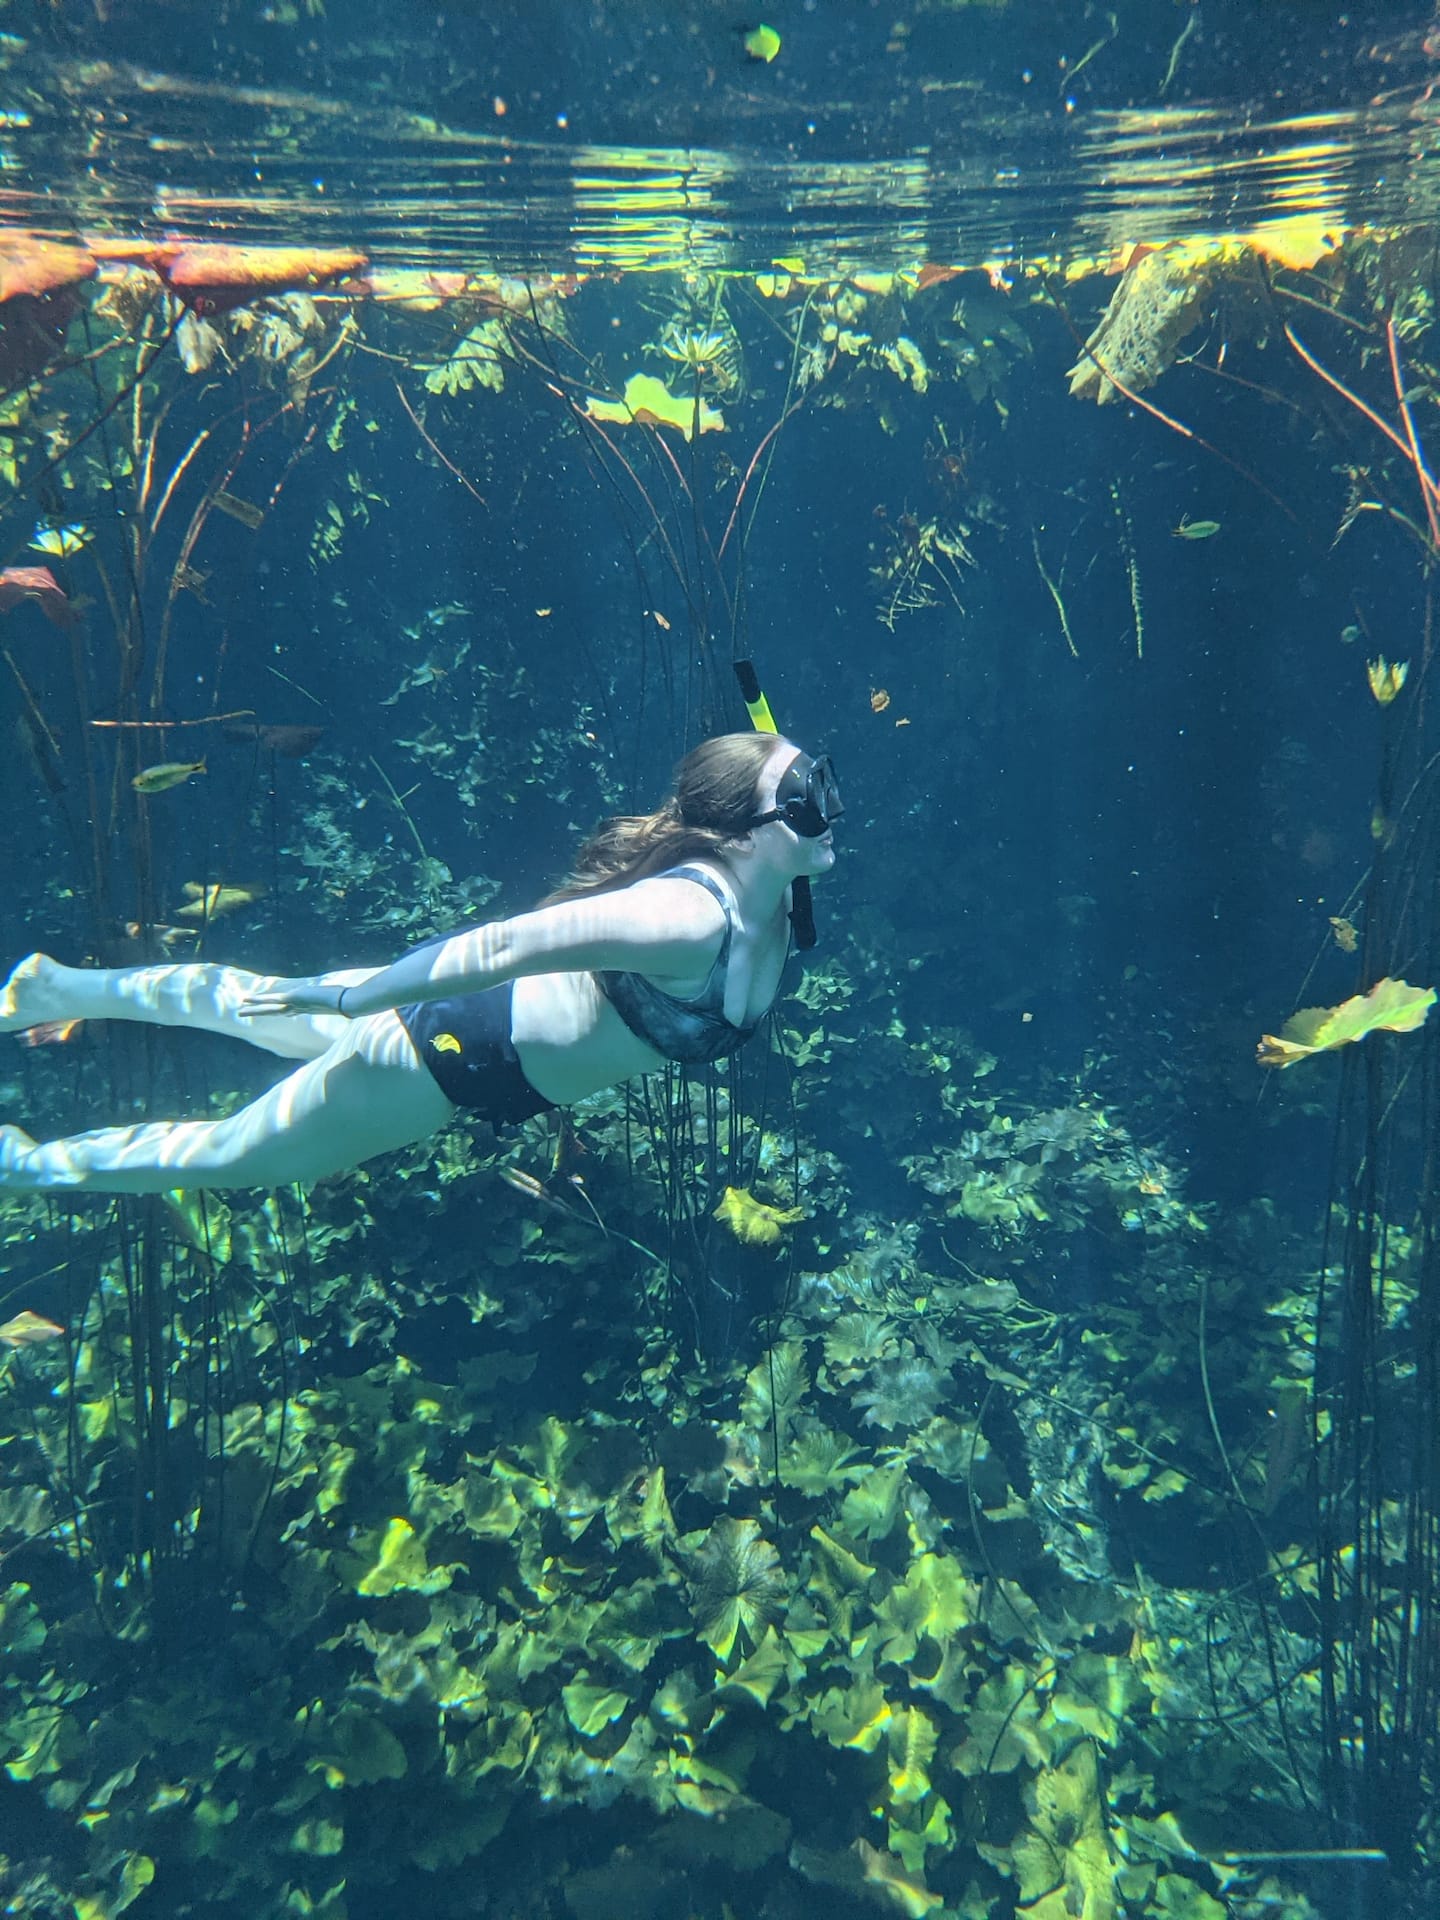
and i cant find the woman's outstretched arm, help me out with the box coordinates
[237,879,726,1019]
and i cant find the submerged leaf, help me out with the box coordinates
[810,1680,892,1751]
[741,1340,810,1437]
[353,1516,457,1596]
[886,1706,939,1803]
[714,1185,805,1246]
[1257,976,1435,1068]
[719,1625,790,1706]
[1020,1740,1116,1920]
[782,1426,866,1495]
[689,1516,785,1660]
[806,1523,877,1643]
[309,1704,407,1785]
[562,1676,631,1737]
[855,1838,944,1917]
[841,1462,909,1542]
[585,373,724,440]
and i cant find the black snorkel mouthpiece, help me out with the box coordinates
[732,659,821,951]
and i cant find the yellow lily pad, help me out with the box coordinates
[1257,976,1436,1068]
[584,373,724,440]
[714,1184,805,1245]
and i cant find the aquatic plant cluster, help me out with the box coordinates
[2,198,1440,1920]
[0,1005,1323,1920]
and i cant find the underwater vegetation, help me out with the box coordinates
[0,975,1373,1920]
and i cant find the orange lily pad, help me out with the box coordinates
[0,1309,65,1348]
[90,240,368,315]
[0,232,96,304]
[0,565,82,630]
[161,243,369,314]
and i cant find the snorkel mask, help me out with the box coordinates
[750,751,843,838]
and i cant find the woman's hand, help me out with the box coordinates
[237,978,353,1019]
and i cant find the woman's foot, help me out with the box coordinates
[0,1123,39,1183]
[0,954,67,1033]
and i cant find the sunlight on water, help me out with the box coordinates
[5,55,1440,271]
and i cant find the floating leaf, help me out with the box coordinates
[94,238,368,315]
[0,232,96,303]
[1329,914,1359,953]
[585,373,724,440]
[714,1185,805,1246]
[689,1517,785,1661]
[1242,214,1338,272]
[743,23,782,61]
[1257,977,1435,1068]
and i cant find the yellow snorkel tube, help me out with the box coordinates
[733,659,818,950]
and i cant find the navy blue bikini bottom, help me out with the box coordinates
[398,980,557,1124]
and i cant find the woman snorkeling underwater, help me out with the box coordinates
[0,733,841,1196]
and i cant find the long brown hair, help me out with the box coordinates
[547,732,782,901]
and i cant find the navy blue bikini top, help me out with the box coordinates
[597,865,764,1066]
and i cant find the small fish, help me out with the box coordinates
[743,22,781,61]
[121,920,202,952]
[1173,517,1220,540]
[431,1032,462,1056]
[499,1163,578,1219]
[132,758,206,794]
[29,522,91,558]
[0,1309,64,1348]
[175,881,265,921]
[221,719,326,758]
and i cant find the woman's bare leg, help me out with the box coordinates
[0,953,382,1062]
[0,1011,454,1194]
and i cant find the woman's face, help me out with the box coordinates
[753,738,838,877]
